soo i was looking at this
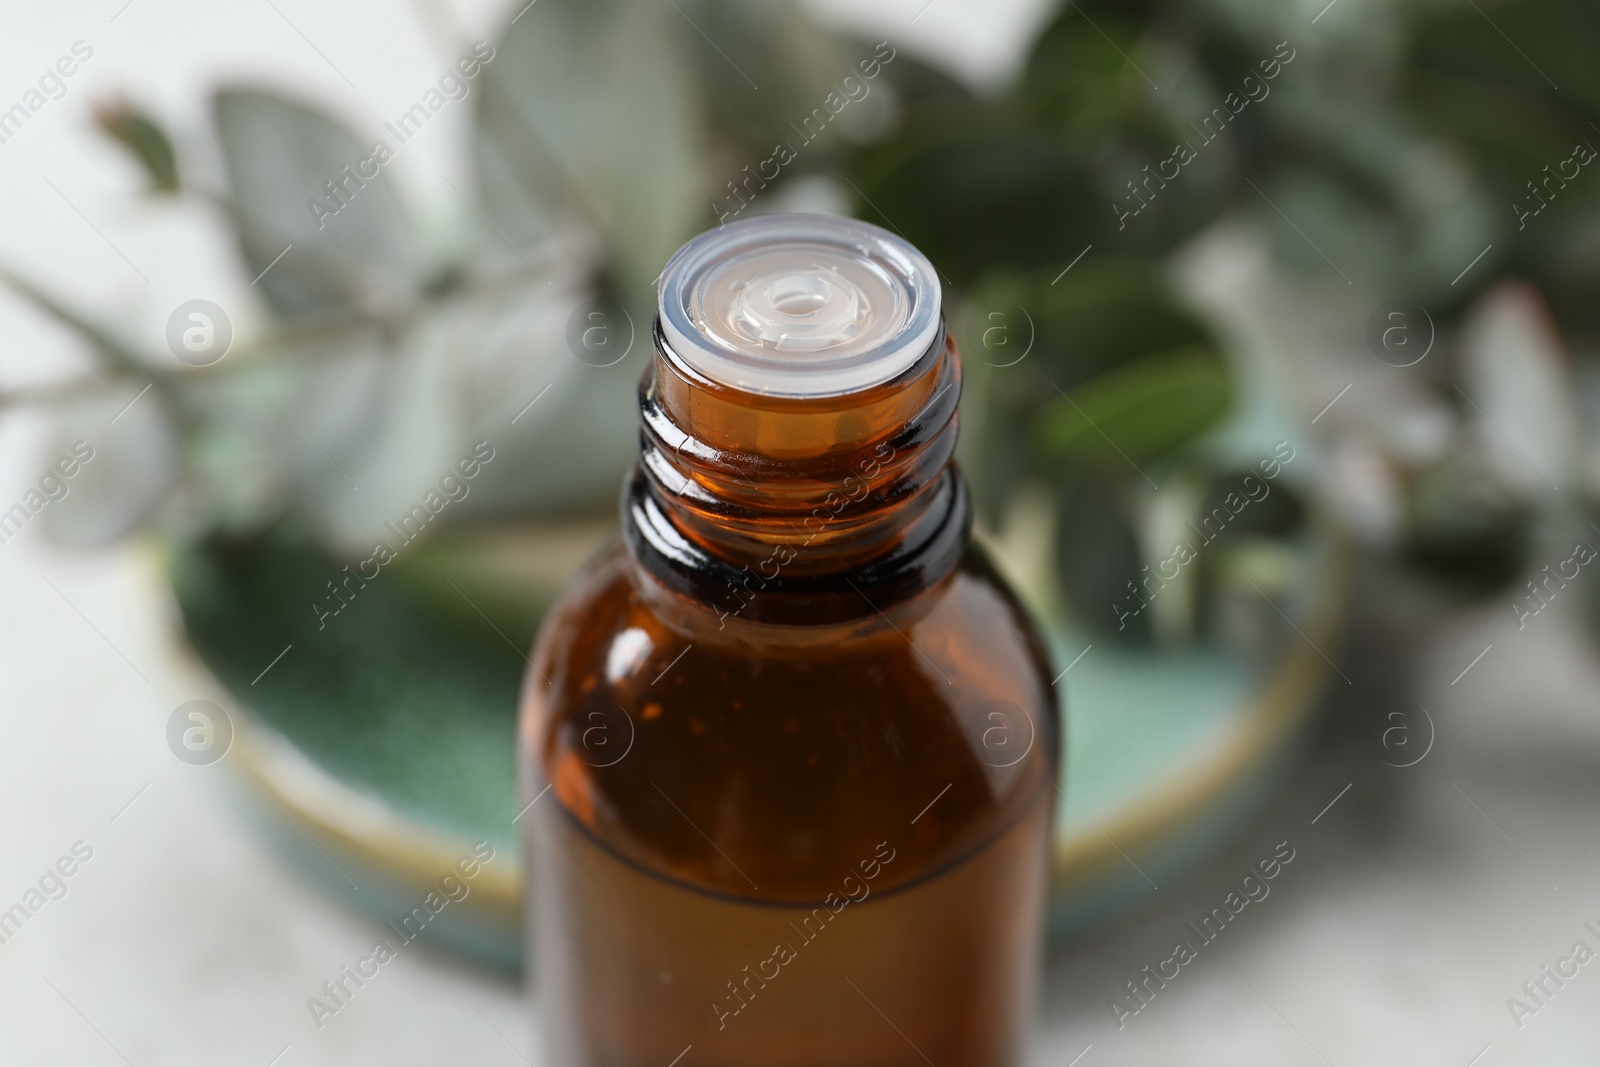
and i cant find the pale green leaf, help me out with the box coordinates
[214,89,417,319]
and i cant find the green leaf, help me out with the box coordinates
[849,116,1105,288]
[1036,345,1230,466]
[474,0,705,302]
[1022,0,1159,127]
[42,386,180,547]
[1053,472,1149,643]
[94,101,179,192]
[667,0,857,158]
[1401,0,1600,331]
[244,318,474,554]
[213,89,417,319]
[957,260,1226,524]
[1016,260,1214,385]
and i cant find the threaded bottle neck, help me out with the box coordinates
[623,319,968,625]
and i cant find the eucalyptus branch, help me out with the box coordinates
[0,266,148,378]
[0,264,199,431]
[477,56,610,243]
[0,376,121,411]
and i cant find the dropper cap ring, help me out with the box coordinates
[657,214,942,398]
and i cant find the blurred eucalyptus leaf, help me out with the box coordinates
[260,316,477,553]
[1038,346,1231,466]
[851,120,1104,287]
[1044,268,1217,381]
[456,274,641,517]
[1406,0,1600,168]
[41,385,180,548]
[1054,472,1148,642]
[958,258,1226,526]
[669,0,856,156]
[93,99,179,192]
[475,0,705,303]
[958,255,1230,638]
[1403,0,1600,340]
[1021,0,1157,129]
[214,88,418,319]
[182,375,291,539]
[1401,445,1533,596]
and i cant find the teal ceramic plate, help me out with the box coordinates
[161,521,1347,968]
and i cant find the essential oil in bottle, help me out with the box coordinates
[520,214,1060,1067]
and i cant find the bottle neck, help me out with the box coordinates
[622,318,969,626]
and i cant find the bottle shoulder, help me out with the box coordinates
[520,541,1059,902]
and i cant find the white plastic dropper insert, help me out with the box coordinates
[657,214,943,398]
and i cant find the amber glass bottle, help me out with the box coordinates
[520,215,1059,1067]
